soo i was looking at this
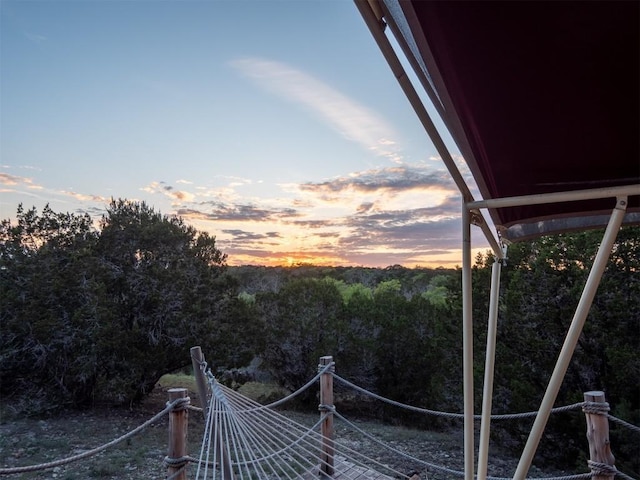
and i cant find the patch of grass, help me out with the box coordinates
[158,373,197,394]
[237,381,289,404]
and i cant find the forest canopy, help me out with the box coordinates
[1,201,638,471]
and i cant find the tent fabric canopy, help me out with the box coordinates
[382,0,640,242]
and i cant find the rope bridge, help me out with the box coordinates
[187,354,639,480]
[195,374,408,479]
[1,353,638,479]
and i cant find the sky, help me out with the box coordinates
[1,0,489,268]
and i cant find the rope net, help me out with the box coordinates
[190,365,640,480]
[194,373,414,479]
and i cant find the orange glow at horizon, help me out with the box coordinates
[224,247,489,269]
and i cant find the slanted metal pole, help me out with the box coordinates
[513,197,627,480]
[477,257,503,480]
[353,0,504,261]
[461,203,475,480]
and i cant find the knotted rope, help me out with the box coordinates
[582,401,610,415]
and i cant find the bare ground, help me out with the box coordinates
[0,384,576,480]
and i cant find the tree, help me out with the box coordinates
[473,227,640,470]
[257,278,345,403]
[1,201,260,412]
[0,204,101,412]
[92,199,247,403]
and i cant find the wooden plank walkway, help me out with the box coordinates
[304,456,419,479]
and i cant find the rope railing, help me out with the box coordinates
[0,396,187,476]
[3,353,638,479]
[192,363,640,434]
[608,414,640,434]
[328,371,639,480]
[332,409,597,480]
[187,359,639,480]
[332,372,589,421]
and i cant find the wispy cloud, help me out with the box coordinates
[24,32,47,45]
[177,203,301,223]
[222,229,281,240]
[0,173,42,189]
[297,165,455,198]
[141,181,195,202]
[231,57,402,162]
[150,162,478,267]
[60,191,108,202]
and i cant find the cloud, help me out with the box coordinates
[285,165,458,216]
[60,191,108,203]
[356,202,374,214]
[296,165,455,199]
[160,162,481,267]
[222,229,281,242]
[24,32,47,44]
[177,203,301,223]
[0,172,41,188]
[231,57,401,161]
[340,200,461,250]
[142,181,195,202]
[223,229,281,239]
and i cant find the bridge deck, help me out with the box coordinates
[305,456,418,479]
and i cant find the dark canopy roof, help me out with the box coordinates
[379,0,639,242]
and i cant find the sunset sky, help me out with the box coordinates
[1,0,489,268]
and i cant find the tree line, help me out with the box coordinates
[1,201,638,472]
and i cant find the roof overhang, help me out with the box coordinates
[361,0,639,243]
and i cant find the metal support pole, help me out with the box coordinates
[461,203,475,480]
[477,258,503,480]
[513,197,627,480]
[353,0,504,260]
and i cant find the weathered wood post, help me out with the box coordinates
[319,355,335,477]
[190,346,210,413]
[167,388,189,480]
[191,346,235,480]
[583,391,616,480]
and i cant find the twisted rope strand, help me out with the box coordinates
[166,463,189,480]
[607,414,640,434]
[0,397,184,475]
[5,364,636,479]
[614,471,639,480]
[332,373,585,420]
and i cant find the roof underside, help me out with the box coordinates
[381,0,640,242]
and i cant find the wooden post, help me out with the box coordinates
[190,346,235,480]
[319,356,335,477]
[190,346,210,415]
[167,388,189,480]
[583,391,616,480]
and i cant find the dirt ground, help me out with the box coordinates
[0,385,573,480]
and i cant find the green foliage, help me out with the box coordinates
[2,202,637,472]
[0,201,261,412]
[473,227,640,471]
[236,228,639,470]
[257,278,345,403]
[421,274,451,308]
